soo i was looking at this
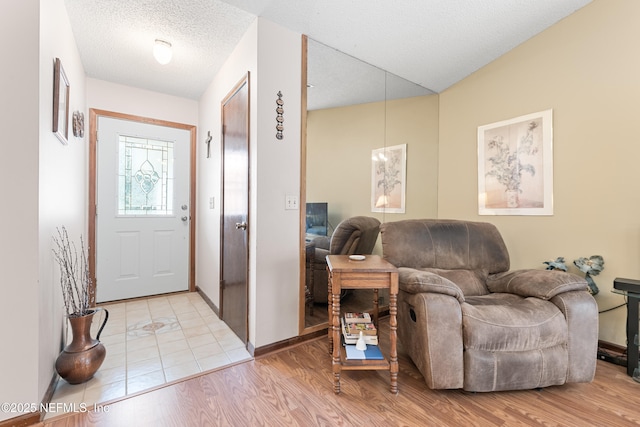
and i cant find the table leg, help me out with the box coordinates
[373,289,379,327]
[389,291,398,394]
[627,298,639,377]
[327,270,333,354]
[332,291,342,393]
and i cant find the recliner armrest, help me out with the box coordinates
[487,269,588,300]
[313,247,329,266]
[398,267,465,302]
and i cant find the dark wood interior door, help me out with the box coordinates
[220,75,249,343]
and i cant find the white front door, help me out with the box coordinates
[96,116,191,302]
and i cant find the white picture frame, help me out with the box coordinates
[478,109,553,215]
[371,143,406,213]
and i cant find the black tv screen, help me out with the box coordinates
[306,202,328,236]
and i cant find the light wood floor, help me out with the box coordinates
[38,318,640,427]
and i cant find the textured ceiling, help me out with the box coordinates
[64,0,592,102]
[64,0,256,100]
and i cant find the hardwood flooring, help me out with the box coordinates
[37,318,640,427]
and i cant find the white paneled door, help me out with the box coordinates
[96,117,191,302]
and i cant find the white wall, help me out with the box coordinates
[197,18,302,349]
[0,0,40,420]
[254,19,302,347]
[86,78,198,126]
[197,19,258,311]
[0,0,88,421]
[38,0,88,411]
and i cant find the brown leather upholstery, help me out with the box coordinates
[380,219,598,392]
[311,216,381,302]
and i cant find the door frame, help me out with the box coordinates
[88,109,197,303]
[219,73,250,329]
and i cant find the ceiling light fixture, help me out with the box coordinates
[153,39,172,65]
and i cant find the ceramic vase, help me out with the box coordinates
[506,190,519,208]
[55,308,108,384]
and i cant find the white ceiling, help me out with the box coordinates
[64,0,592,103]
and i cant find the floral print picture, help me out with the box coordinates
[478,109,553,215]
[371,144,406,213]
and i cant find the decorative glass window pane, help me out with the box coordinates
[118,136,174,215]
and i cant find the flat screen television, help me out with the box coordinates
[306,202,328,237]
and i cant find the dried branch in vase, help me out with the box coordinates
[52,226,94,317]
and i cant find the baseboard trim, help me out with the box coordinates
[0,412,40,427]
[598,339,627,366]
[254,329,326,357]
[196,286,219,317]
[0,370,60,426]
[599,339,626,353]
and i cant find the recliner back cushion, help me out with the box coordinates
[329,216,380,255]
[381,219,510,274]
[338,233,360,255]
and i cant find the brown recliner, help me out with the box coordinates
[311,216,381,302]
[380,219,598,392]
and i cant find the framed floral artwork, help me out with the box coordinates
[478,109,553,215]
[371,144,406,213]
[53,57,70,145]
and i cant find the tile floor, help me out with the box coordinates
[46,292,252,419]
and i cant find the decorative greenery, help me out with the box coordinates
[485,120,539,193]
[543,255,604,295]
[574,255,604,296]
[52,226,94,317]
[543,256,567,271]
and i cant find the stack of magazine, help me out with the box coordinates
[341,312,383,360]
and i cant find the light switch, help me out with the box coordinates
[285,195,298,210]
[209,197,215,209]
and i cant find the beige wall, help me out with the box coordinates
[438,0,639,346]
[307,94,439,253]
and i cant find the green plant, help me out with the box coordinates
[485,120,539,193]
[543,255,604,296]
[52,226,94,317]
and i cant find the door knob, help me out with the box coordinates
[181,216,188,222]
[235,222,247,230]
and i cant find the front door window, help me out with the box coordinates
[118,136,174,216]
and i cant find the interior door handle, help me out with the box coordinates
[235,222,247,230]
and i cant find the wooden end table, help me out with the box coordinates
[326,254,399,394]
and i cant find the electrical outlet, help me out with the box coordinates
[285,195,298,210]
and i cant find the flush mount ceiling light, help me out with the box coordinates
[153,39,172,65]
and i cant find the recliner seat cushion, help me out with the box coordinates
[462,294,568,352]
